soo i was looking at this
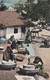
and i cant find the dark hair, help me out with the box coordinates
[34,56,43,65]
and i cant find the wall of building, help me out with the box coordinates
[0,26,31,40]
[0,30,6,37]
[6,27,22,40]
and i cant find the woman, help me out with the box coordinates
[25,29,32,43]
[3,46,15,61]
[33,56,43,70]
[10,41,17,49]
[43,39,49,47]
[33,56,49,78]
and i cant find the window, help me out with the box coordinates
[14,28,18,33]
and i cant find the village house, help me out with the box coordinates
[0,10,31,40]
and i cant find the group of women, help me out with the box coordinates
[2,29,43,66]
[2,43,43,71]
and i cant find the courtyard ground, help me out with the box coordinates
[0,29,50,80]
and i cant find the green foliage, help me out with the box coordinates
[24,0,49,21]
[15,0,50,22]
[0,0,7,11]
[0,6,7,11]
[35,1,49,20]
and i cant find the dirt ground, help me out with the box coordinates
[32,29,50,80]
[32,43,50,80]
[0,29,50,80]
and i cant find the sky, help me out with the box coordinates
[0,0,19,4]
[0,0,20,7]
[5,0,19,4]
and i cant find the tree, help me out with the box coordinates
[0,0,7,11]
[14,0,50,22]
[37,0,49,22]
[25,0,49,21]
[24,0,35,18]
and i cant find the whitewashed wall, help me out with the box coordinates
[14,27,21,40]
[6,27,21,40]
[0,30,6,37]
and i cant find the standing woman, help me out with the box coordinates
[25,29,32,43]
[3,46,15,61]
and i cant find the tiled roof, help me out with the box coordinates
[0,11,28,27]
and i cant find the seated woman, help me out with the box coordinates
[33,56,43,70]
[3,46,15,61]
[33,56,49,78]
[43,39,49,47]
